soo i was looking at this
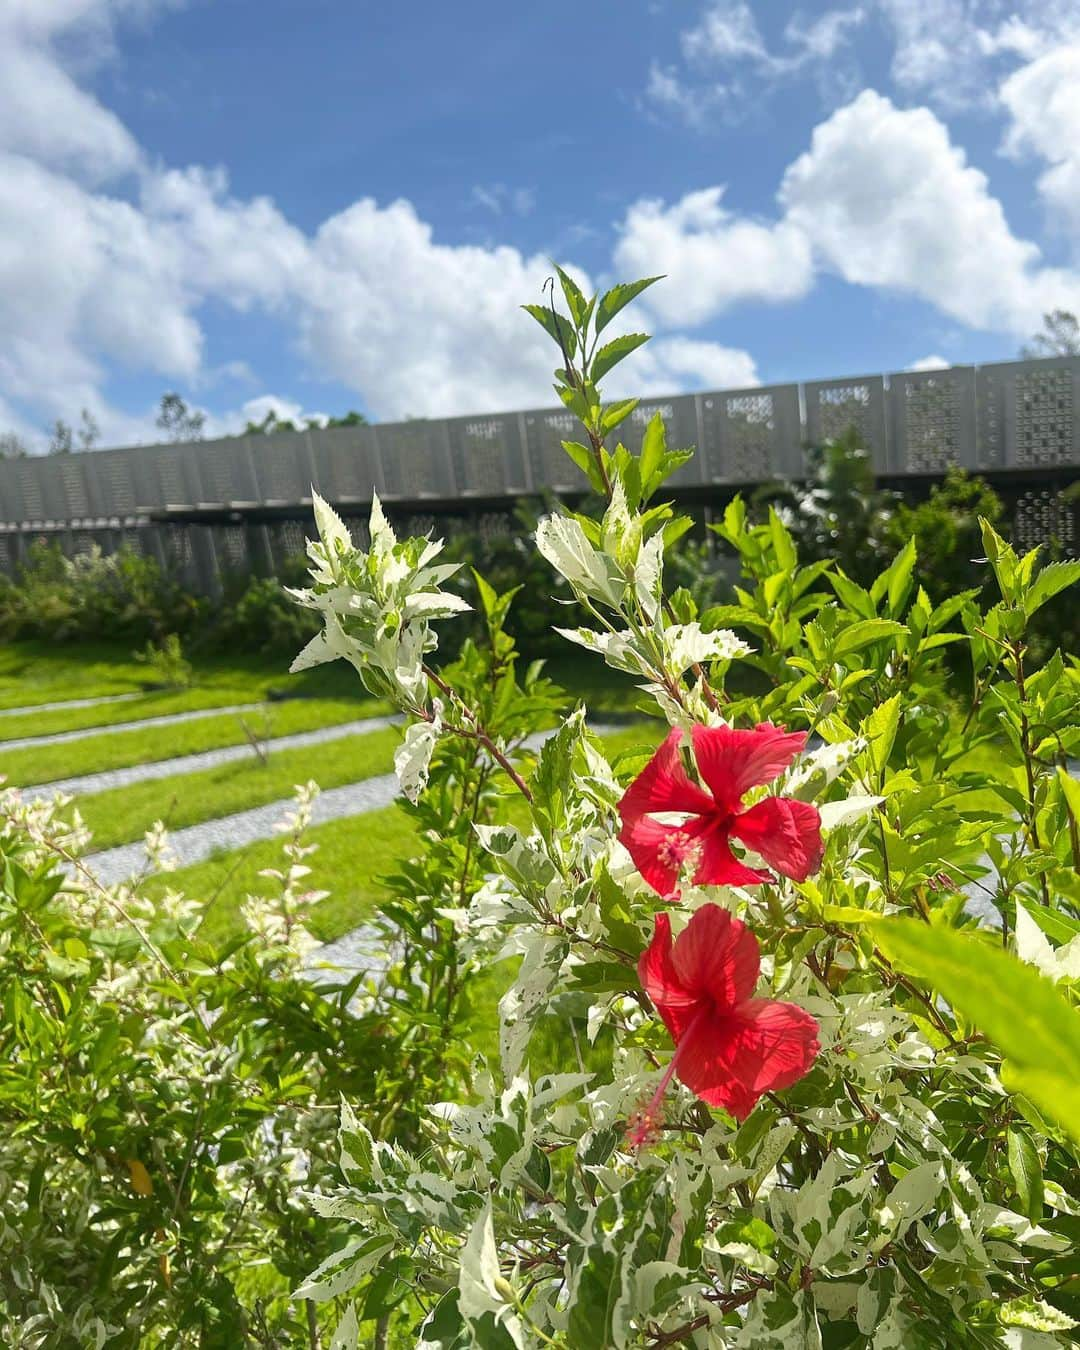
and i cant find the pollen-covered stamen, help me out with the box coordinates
[626,1007,709,1154]
[656,830,700,875]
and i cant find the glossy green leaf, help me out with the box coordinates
[591,333,650,383]
[594,276,663,333]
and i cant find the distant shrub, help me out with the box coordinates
[133,633,194,689]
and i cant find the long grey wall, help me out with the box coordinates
[1,355,1077,589]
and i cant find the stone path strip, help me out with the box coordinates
[32,714,400,800]
[84,723,620,889]
[1,701,265,752]
[0,691,144,718]
[88,772,403,887]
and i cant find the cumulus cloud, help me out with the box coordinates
[779,90,1080,333]
[908,354,950,371]
[1000,42,1080,239]
[613,188,814,326]
[0,0,183,180]
[606,337,758,399]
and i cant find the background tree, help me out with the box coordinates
[1021,308,1080,358]
[77,409,100,452]
[156,392,206,442]
[48,411,100,455]
[48,419,73,455]
[0,432,28,459]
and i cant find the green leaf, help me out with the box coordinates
[870,535,917,615]
[980,517,1019,603]
[870,917,1080,1142]
[830,570,876,619]
[833,619,906,657]
[595,276,663,333]
[521,303,577,361]
[560,440,605,492]
[1027,560,1080,614]
[533,708,585,838]
[601,398,639,433]
[554,264,589,328]
[591,332,650,383]
[417,1290,468,1349]
[1021,894,1080,946]
[639,411,665,487]
[861,693,901,778]
[1007,1125,1043,1222]
[768,507,797,573]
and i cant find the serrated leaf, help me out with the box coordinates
[861,694,902,778]
[561,439,604,491]
[595,276,663,333]
[602,398,639,433]
[1027,559,1080,614]
[834,619,906,657]
[591,333,650,383]
[522,303,577,361]
[554,263,589,327]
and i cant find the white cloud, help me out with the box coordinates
[908,354,949,371]
[295,198,577,418]
[681,1,768,64]
[630,337,758,393]
[648,2,865,122]
[233,395,328,430]
[879,0,1079,109]
[0,1,182,180]
[1000,42,1080,239]
[779,90,1080,333]
[613,188,814,326]
[470,184,536,217]
[784,6,867,60]
[0,151,202,427]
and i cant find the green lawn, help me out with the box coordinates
[2,696,389,787]
[138,723,661,944]
[141,800,423,944]
[76,726,401,850]
[0,639,364,716]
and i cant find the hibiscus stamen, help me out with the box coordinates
[656,830,700,878]
[626,1008,708,1153]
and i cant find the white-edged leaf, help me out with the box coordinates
[395,712,442,804]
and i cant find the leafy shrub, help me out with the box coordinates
[0,541,203,645]
[287,272,1080,1347]
[134,633,194,688]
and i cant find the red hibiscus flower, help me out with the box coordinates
[618,723,823,896]
[629,904,819,1139]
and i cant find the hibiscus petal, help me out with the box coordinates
[620,815,691,897]
[618,729,717,823]
[730,797,823,882]
[638,912,700,1041]
[689,819,773,889]
[691,723,808,809]
[669,903,760,1009]
[675,998,820,1121]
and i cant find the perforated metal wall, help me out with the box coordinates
[2,357,1077,590]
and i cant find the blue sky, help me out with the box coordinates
[1,0,1079,447]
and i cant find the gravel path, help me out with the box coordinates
[84,723,621,889]
[31,714,400,799]
[0,691,144,718]
[1,701,265,752]
[87,773,403,886]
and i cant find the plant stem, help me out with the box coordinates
[423,666,534,802]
